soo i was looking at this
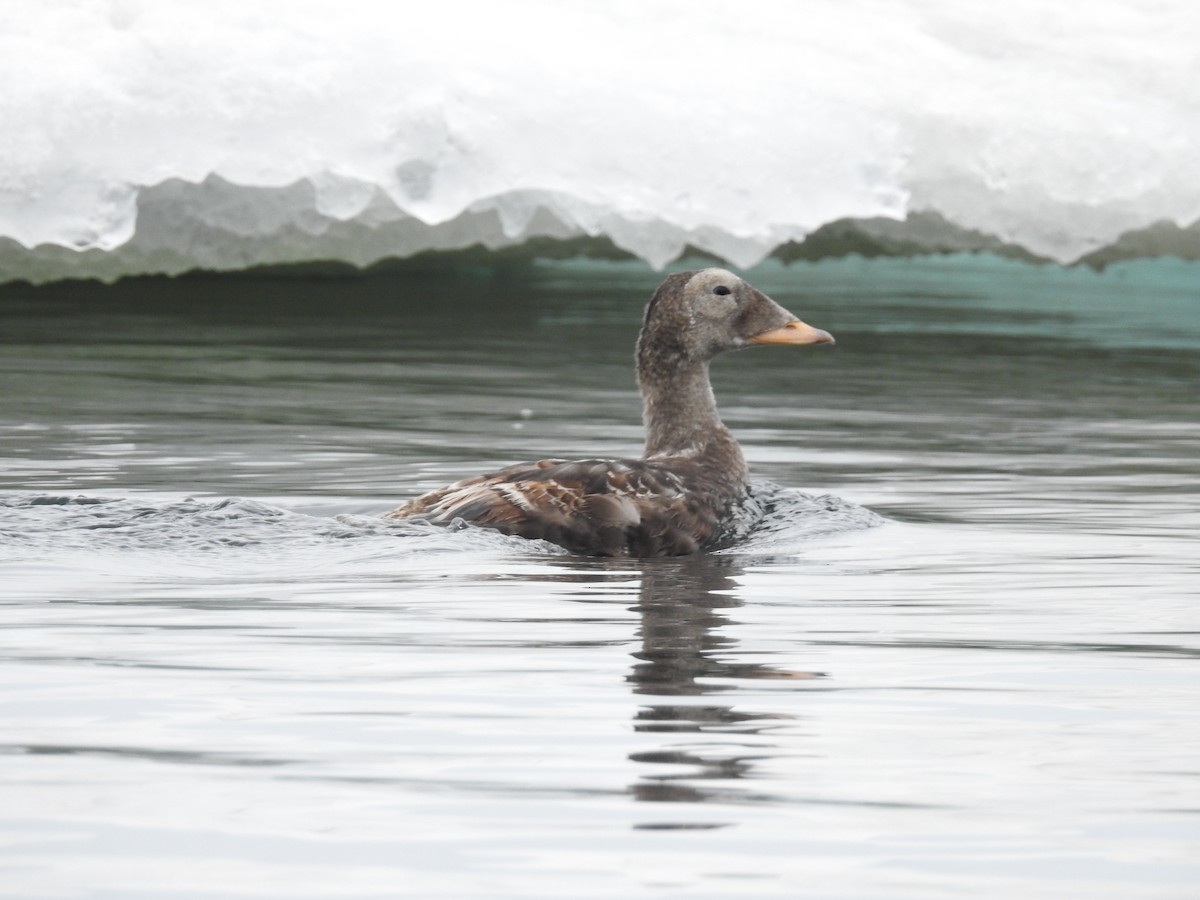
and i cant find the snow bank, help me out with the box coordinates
[2,0,1198,282]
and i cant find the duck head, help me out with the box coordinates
[637,268,833,368]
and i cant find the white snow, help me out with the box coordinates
[1,0,1198,281]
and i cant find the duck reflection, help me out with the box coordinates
[499,552,821,813]
[625,553,821,809]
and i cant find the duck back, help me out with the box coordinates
[389,453,747,557]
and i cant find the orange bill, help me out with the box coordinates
[749,320,835,345]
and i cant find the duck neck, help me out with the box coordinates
[638,354,738,462]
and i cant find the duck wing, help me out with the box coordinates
[388,457,732,557]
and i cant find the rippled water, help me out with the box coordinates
[2,256,1198,898]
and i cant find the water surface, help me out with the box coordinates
[2,256,1198,898]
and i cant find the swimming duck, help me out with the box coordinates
[386,268,833,556]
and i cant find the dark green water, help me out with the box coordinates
[1,255,1198,898]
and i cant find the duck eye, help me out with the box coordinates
[713,285,732,296]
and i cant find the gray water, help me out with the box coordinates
[1,255,1198,899]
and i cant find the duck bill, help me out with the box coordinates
[750,320,835,346]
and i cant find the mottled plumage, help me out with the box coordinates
[387,268,833,557]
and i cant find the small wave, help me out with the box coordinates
[1,487,882,566]
[0,492,538,565]
[726,481,886,556]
